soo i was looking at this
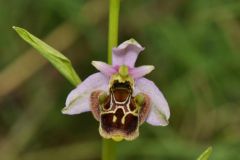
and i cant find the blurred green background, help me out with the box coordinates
[0,0,240,159]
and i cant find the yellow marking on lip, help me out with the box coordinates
[113,115,117,123]
[121,115,126,124]
[112,135,123,141]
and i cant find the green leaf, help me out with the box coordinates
[197,146,213,160]
[13,26,81,86]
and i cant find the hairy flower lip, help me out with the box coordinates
[62,39,170,141]
[99,126,139,141]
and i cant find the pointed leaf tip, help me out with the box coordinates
[13,26,27,35]
[13,26,81,86]
[197,146,213,160]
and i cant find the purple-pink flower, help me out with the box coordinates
[62,39,170,141]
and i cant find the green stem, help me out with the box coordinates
[102,0,120,160]
[107,0,120,64]
[102,139,117,160]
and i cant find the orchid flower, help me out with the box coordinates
[62,39,170,141]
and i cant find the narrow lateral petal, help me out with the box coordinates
[62,72,108,115]
[92,61,117,76]
[134,78,170,126]
[112,39,144,67]
[129,65,155,79]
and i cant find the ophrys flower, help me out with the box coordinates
[62,39,170,141]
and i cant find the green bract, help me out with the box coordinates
[13,26,81,86]
[197,146,213,160]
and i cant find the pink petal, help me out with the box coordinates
[112,39,144,67]
[62,72,109,115]
[92,61,117,76]
[134,78,170,126]
[129,65,155,79]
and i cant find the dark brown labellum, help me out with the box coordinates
[91,81,150,141]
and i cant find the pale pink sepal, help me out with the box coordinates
[134,78,170,126]
[62,72,108,115]
[112,39,144,67]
